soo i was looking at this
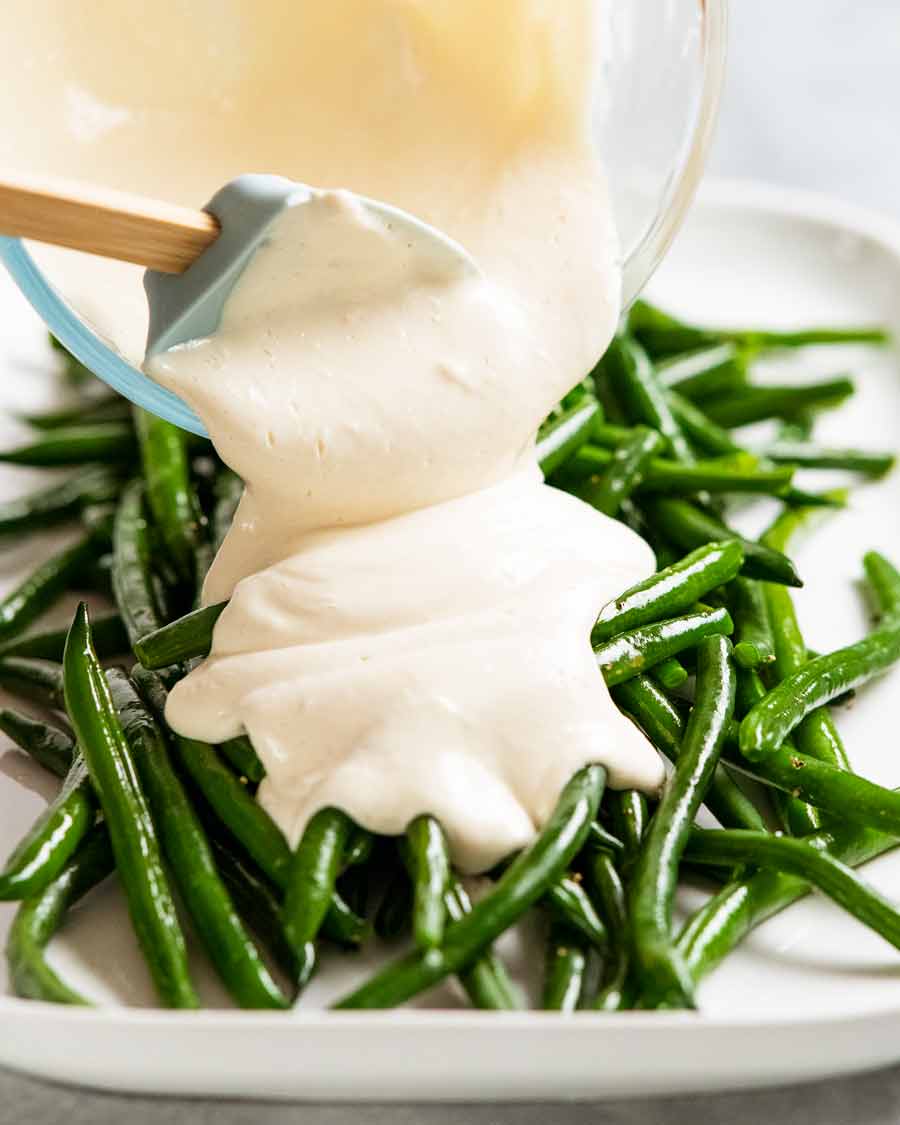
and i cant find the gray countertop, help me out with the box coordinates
[4,0,900,1120]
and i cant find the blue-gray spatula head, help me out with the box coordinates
[144,173,477,358]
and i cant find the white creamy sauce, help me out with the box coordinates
[143,0,664,873]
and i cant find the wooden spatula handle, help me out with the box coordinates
[0,174,220,274]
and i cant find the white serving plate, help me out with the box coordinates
[0,180,899,1100]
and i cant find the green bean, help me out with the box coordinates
[864,550,900,619]
[444,878,520,1010]
[628,636,736,1009]
[0,657,65,709]
[112,480,164,649]
[107,669,288,1008]
[594,606,733,686]
[563,445,795,495]
[63,604,198,1008]
[628,298,889,358]
[588,421,647,450]
[666,392,743,457]
[133,408,200,581]
[614,675,766,833]
[683,829,900,953]
[537,397,602,478]
[652,657,689,691]
[0,466,121,538]
[133,602,227,668]
[0,528,108,645]
[343,826,375,869]
[728,578,775,670]
[740,599,900,761]
[736,668,819,836]
[0,708,73,778]
[759,501,850,784]
[545,875,608,950]
[0,747,94,900]
[574,427,663,516]
[678,822,898,982]
[657,343,750,401]
[588,850,630,1010]
[0,423,136,466]
[586,822,626,856]
[644,497,802,587]
[218,735,265,784]
[283,808,352,975]
[335,765,605,1008]
[608,790,649,873]
[0,612,127,663]
[209,834,302,985]
[761,442,895,477]
[5,825,114,1004]
[21,394,131,431]
[212,469,244,553]
[405,815,450,950]
[543,926,587,1012]
[594,336,694,463]
[322,889,370,947]
[593,541,744,644]
[702,378,855,429]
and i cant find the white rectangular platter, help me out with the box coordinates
[0,180,898,1100]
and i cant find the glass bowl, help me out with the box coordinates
[0,0,726,435]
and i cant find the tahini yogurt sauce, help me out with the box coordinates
[146,0,664,873]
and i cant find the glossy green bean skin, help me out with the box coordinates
[864,551,900,618]
[728,578,775,670]
[652,657,688,691]
[0,423,136,466]
[545,875,608,950]
[678,822,898,983]
[212,470,244,553]
[0,746,94,900]
[335,765,605,1009]
[405,815,450,950]
[283,808,352,974]
[614,675,766,833]
[133,408,200,580]
[608,790,649,875]
[628,636,736,1009]
[112,480,163,649]
[740,615,900,759]
[644,497,802,587]
[537,397,601,478]
[763,442,895,477]
[133,602,227,668]
[63,604,198,1008]
[0,529,107,645]
[5,825,114,1004]
[683,829,900,952]
[665,392,742,457]
[575,427,663,517]
[589,850,630,1010]
[543,927,587,1012]
[594,606,733,686]
[657,343,749,401]
[0,466,121,537]
[628,299,889,358]
[0,612,127,663]
[703,378,855,429]
[218,736,266,783]
[595,337,694,464]
[0,709,74,778]
[444,878,520,1010]
[0,657,65,709]
[593,541,744,644]
[108,670,288,1009]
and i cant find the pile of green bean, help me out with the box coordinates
[0,302,898,1012]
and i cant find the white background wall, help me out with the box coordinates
[710,0,900,215]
